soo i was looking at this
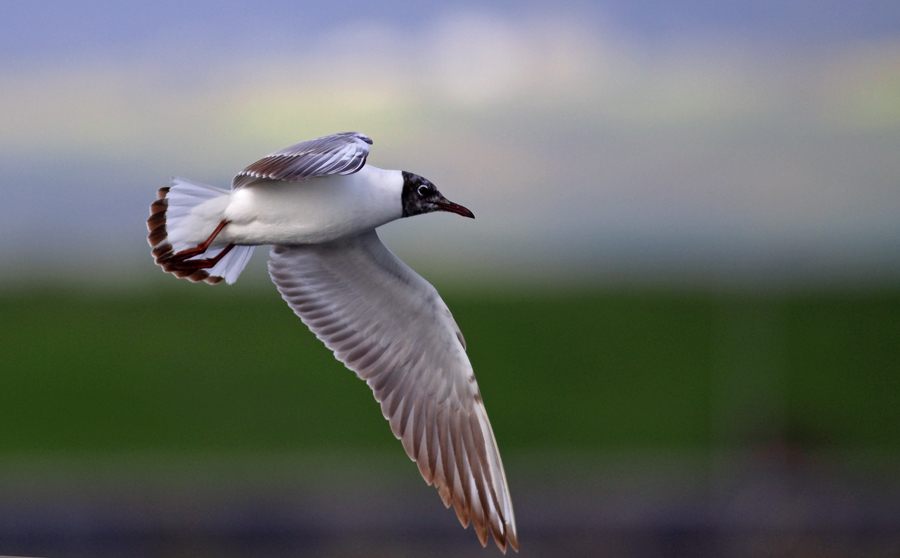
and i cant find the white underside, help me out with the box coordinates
[168,165,405,249]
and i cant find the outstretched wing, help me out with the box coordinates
[267,231,518,553]
[232,132,372,188]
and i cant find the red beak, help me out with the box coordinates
[435,199,475,219]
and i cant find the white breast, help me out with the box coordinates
[218,165,404,246]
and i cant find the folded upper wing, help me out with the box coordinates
[232,132,372,188]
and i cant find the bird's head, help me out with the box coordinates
[401,171,474,219]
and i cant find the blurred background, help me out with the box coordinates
[1,1,899,556]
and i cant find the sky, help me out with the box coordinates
[1,0,899,287]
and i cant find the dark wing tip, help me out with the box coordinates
[508,530,520,552]
[352,132,373,145]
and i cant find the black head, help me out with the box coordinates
[401,171,475,219]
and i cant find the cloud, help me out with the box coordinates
[4,13,896,152]
[1,11,899,284]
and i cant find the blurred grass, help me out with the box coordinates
[0,285,898,454]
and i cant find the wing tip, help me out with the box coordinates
[506,529,520,553]
[350,131,373,145]
[429,468,518,552]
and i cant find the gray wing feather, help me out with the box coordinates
[232,132,372,189]
[267,231,518,552]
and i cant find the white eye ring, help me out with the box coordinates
[417,185,429,196]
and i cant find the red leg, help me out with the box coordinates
[171,220,229,262]
[163,220,238,272]
[174,243,237,270]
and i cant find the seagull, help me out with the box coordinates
[146,132,518,552]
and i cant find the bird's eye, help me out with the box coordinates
[417,185,430,196]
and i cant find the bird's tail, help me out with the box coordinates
[147,178,255,285]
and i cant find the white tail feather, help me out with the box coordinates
[165,178,230,253]
[147,178,255,285]
[203,243,255,284]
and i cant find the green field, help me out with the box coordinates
[1,285,898,454]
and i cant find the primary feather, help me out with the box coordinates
[268,231,518,552]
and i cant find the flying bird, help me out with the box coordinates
[146,132,518,552]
